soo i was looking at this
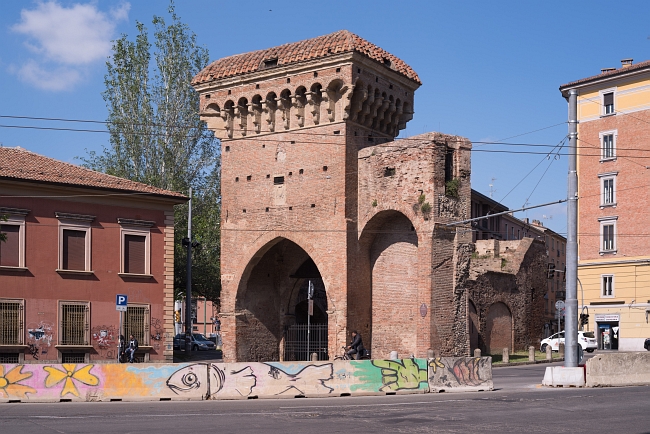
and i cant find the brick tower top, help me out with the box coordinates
[192,30,421,141]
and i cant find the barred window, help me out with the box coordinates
[123,305,149,345]
[0,299,24,345]
[59,302,90,345]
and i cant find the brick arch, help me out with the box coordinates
[485,301,513,354]
[358,210,419,359]
[232,235,335,362]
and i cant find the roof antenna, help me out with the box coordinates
[488,177,497,198]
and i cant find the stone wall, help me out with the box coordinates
[464,238,547,354]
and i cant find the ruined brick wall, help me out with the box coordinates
[356,133,472,358]
[464,238,547,354]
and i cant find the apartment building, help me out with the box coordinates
[0,147,186,363]
[560,58,650,350]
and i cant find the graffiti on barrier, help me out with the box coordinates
[428,357,492,389]
[371,359,429,392]
[44,364,99,398]
[0,365,35,398]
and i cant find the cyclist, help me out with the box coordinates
[346,330,365,360]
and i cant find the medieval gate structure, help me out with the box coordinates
[192,30,474,362]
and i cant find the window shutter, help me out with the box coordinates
[63,230,86,270]
[0,225,20,267]
[125,235,146,274]
[604,92,613,106]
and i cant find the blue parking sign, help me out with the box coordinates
[116,294,128,311]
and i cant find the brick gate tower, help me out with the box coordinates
[192,30,472,362]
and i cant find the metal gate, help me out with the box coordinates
[283,324,328,361]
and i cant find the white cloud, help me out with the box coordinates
[10,1,129,90]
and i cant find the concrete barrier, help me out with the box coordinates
[0,363,206,403]
[428,357,493,392]
[586,352,650,387]
[542,366,584,387]
[206,359,430,400]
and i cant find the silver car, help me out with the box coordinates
[173,333,216,351]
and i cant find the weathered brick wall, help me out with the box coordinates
[578,113,650,260]
[464,238,547,354]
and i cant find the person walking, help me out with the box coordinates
[125,334,139,363]
[346,330,364,360]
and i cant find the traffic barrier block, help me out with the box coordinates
[586,352,650,387]
[542,366,585,387]
[428,357,493,392]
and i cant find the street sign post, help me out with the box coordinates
[116,294,127,362]
[307,280,314,361]
[556,300,565,333]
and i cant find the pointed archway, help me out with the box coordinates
[235,238,328,362]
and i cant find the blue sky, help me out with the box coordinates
[2,0,650,235]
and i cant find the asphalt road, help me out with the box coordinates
[2,361,649,434]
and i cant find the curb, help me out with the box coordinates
[494,357,565,368]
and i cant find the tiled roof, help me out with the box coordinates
[560,60,650,90]
[0,147,186,199]
[192,30,421,85]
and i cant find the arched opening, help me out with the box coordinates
[235,238,327,362]
[359,211,418,359]
[485,302,512,354]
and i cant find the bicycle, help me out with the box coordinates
[333,346,370,361]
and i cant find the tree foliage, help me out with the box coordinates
[82,3,221,302]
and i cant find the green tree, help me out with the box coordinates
[82,3,221,303]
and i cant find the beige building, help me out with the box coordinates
[560,58,650,351]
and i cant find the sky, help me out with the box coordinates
[2,0,650,235]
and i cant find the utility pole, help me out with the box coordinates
[307,280,314,361]
[184,187,193,353]
[565,89,579,367]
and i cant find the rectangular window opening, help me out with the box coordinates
[60,302,89,346]
[124,305,149,345]
[124,234,146,275]
[0,299,23,345]
[384,167,396,177]
[604,92,614,115]
[0,225,20,267]
[273,176,285,185]
[62,229,87,271]
[602,275,614,297]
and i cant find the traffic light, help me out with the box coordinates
[547,263,556,279]
[579,313,589,327]
[174,310,181,323]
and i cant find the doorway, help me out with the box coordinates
[597,322,619,350]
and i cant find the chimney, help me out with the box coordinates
[601,67,616,74]
[621,58,633,68]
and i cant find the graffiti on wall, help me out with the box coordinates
[27,321,54,359]
[150,318,164,351]
[91,325,118,359]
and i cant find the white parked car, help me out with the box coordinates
[540,330,597,353]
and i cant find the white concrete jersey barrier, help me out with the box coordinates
[0,358,494,403]
[586,352,650,387]
[542,366,585,387]
[428,357,494,392]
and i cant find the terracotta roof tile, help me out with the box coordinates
[0,147,186,200]
[560,59,650,89]
[192,30,420,85]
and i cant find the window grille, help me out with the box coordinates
[0,299,23,345]
[124,305,149,345]
[61,353,86,363]
[0,353,19,363]
[60,302,89,345]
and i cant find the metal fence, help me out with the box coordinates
[283,324,328,361]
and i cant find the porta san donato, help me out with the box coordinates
[191,30,547,362]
